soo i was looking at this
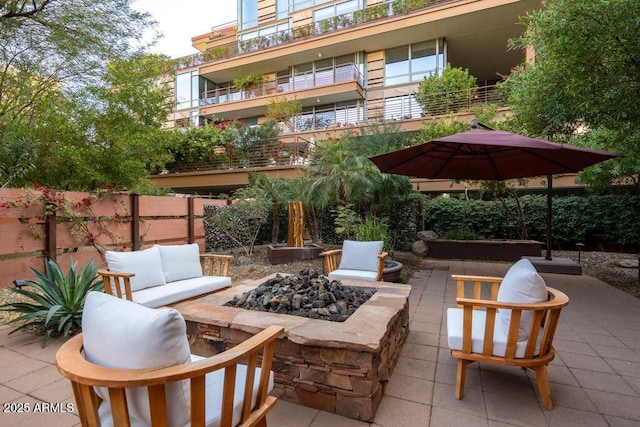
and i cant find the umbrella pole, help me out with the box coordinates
[546,175,553,260]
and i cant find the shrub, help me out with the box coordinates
[1,258,103,347]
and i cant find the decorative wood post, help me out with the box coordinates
[287,201,304,248]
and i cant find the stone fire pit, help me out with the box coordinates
[224,269,377,322]
[170,274,411,421]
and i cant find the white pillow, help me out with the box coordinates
[338,240,384,272]
[82,292,191,426]
[156,243,203,282]
[105,246,166,292]
[496,259,548,341]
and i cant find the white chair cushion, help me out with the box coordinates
[82,292,191,426]
[133,276,232,308]
[338,240,383,272]
[447,307,542,358]
[156,243,203,283]
[328,269,378,282]
[496,259,548,341]
[105,246,166,292]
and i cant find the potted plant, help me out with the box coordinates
[1,258,103,347]
[233,72,264,98]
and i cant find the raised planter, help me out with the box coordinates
[426,239,543,262]
[267,243,324,264]
[382,260,403,282]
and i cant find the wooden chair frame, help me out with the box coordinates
[56,325,284,427]
[450,274,569,410]
[98,253,233,302]
[321,249,388,281]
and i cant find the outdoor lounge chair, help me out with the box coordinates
[321,240,387,282]
[446,259,569,410]
[55,292,284,426]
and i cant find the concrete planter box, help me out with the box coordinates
[426,239,542,262]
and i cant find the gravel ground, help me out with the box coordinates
[1,247,638,325]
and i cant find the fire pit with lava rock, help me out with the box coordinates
[224,269,376,322]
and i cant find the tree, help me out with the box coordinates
[247,173,299,244]
[22,54,174,190]
[503,0,640,192]
[0,0,157,125]
[415,64,477,116]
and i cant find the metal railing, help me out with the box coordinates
[201,64,363,106]
[274,84,506,133]
[175,0,461,70]
[163,135,313,174]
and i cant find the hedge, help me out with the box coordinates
[423,195,640,250]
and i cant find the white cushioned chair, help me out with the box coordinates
[321,240,387,282]
[446,259,569,410]
[55,292,283,427]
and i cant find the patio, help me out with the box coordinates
[1,258,639,426]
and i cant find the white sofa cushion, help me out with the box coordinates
[82,292,191,426]
[328,269,378,282]
[447,307,542,358]
[133,276,232,308]
[496,259,548,341]
[105,246,166,292]
[338,240,383,272]
[156,243,203,283]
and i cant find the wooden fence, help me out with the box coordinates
[0,188,227,289]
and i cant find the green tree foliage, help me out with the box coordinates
[503,0,640,192]
[303,139,411,211]
[415,64,477,115]
[0,1,168,190]
[0,0,156,125]
[23,54,174,190]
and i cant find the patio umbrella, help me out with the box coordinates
[369,129,621,259]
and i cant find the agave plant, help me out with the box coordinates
[2,258,103,347]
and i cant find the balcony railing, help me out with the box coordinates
[163,84,506,174]
[276,84,506,133]
[176,0,460,70]
[163,136,312,174]
[201,64,363,107]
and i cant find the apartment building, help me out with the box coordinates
[155,0,540,193]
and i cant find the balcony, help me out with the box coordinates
[166,84,505,175]
[199,64,364,119]
[176,0,463,70]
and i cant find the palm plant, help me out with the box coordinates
[2,258,103,347]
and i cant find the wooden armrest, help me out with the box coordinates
[376,251,388,281]
[200,253,233,277]
[320,249,342,275]
[56,326,285,426]
[98,269,134,301]
[451,274,504,306]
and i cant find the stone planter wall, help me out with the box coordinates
[426,239,543,262]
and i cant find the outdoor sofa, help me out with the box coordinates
[98,243,233,308]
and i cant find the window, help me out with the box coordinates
[240,0,258,30]
[384,39,445,85]
[314,0,361,23]
[293,0,332,11]
[175,73,192,110]
[277,0,289,19]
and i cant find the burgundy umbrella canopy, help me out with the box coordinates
[369,129,619,181]
[370,129,621,260]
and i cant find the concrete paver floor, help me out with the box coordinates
[1,259,639,426]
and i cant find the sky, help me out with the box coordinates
[134,0,237,58]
